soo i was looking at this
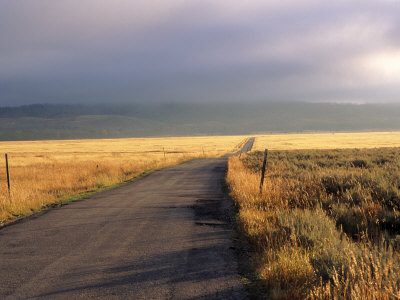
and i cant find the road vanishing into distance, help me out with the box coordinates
[0,138,255,299]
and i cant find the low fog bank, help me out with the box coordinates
[1,102,400,140]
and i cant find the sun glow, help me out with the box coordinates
[363,50,400,81]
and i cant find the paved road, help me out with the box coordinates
[237,137,254,155]
[0,138,254,299]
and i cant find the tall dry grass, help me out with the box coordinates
[0,135,248,223]
[227,149,400,299]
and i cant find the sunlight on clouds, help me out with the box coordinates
[362,50,400,82]
[1,0,400,103]
[209,0,321,19]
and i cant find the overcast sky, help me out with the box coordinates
[1,0,400,106]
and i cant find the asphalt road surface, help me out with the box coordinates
[237,137,254,155]
[0,138,254,300]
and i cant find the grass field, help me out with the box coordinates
[253,131,400,150]
[0,135,248,223]
[228,132,400,299]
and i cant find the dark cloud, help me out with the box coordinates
[1,0,400,105]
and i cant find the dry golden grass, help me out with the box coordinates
[0,135,248,222]
[227,141,400,299]
[228,156,400,299]
[253,131,400,151]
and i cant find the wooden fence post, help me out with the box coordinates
[163,147,166,159]
[5,153,11,200]
[259,149,268,194]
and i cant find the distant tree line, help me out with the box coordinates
[1,102,400,140]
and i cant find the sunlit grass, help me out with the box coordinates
[227,144,400,299]
[253,131,400,150]
[0,135,248,222]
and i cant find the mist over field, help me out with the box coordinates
[3,2,400,299]
[1,1,400,140]
[1,102,400,140]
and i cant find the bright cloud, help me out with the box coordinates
[0,0,400,105]
[361,50,400,82]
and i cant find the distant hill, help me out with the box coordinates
[1,102,400,140]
